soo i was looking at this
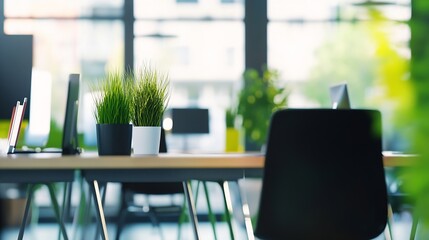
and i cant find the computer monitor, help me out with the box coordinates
[62,74,80,155]
[171,108,209,134]
[0,35,33,120]
[330,83,351,109]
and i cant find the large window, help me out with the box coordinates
[3,0,412,155]
[4,0,244,152]
[4,0,124,147]
[134,0,244,152]
[1,0,414,224]
[268,0,411,150]
[2,0,125,212]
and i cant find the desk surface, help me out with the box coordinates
[0,152,264,169]
[0,151,418,240]
[0,152,416,169]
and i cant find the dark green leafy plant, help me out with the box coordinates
[225,107,237,128]
[237,67,288,149]
[131,66,170,126]
[403,0,429,224]
[93,70,132,124]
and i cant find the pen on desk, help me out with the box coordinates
[8,101,20,143]
[22,98,27,116]
[9,100,22,147]
[8,105,16,140]
[15,98,28,146]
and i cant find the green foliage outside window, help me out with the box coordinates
[237,67,288,150]
[403,0,429,225]
[225,107,237,129]
[301,23,378,108]
[302,7,413,151]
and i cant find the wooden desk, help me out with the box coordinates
[0,153,74,240]
[0,152,416,240]
[0,153,264,240]
[382,151,418,167]
[0,151,415,169]
[0,152,264,169]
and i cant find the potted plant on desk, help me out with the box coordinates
[131,65,170,155]
[93,70,133,156]
[225,107,243,152]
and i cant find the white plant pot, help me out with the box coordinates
[132,126,161,155]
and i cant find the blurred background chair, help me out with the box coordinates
[169,108,237,239]
[169,108,210,152]
[116,108,239,239]
[115,129,185,240]
[254,109,388,240]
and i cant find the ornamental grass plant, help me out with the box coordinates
[131,66,170,127]
[93,70,132,125]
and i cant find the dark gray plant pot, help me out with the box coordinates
[96,124,132,156]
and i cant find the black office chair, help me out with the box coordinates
[254,109,388,240]
[115,129,185,240]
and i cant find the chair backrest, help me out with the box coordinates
[160,127,167,153]
[254,109,387,240]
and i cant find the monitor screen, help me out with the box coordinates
[61,74,80,155]
[171,108,209,134]
[330,83,351,109]
[0,35,33,119]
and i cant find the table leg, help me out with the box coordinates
[183,181,200,240]
[58,182,72,240]
[47,183,69,240]
[239,184,255,240]
[236,180,255,240]
[69,177,85,240]
[202,182,218,240]
[62,182,72,222]
[220,181,235,240]
[80,181,93,240]
[18,184,37,240]
[94,183,107,240]
[89,180,109,240]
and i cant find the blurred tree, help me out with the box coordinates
[237,67,288,150]
[403,0,429,226]
[302,7,413,151]
[301,23,378,108]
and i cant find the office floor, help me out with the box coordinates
[1,220,246,240]
[0,180,254,240]
[0,211,426,240]
[0,180,425,240]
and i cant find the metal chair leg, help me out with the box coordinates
[183,180,200,240]
[202,182,218,240]
[18,184,37,240]
[114,192,128,240]
[220,181,235,240]
[94,183,108,240]
[385,203,394,240]
[235,179,255,240]
[80,181,93,240]
[410,212,418,240]
[70,176,87,240]
[89,180,109,240]
[177,198,188,240]
[59,182,72,240]
[47,183,69,240]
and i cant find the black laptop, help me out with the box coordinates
[7,74,80,155]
